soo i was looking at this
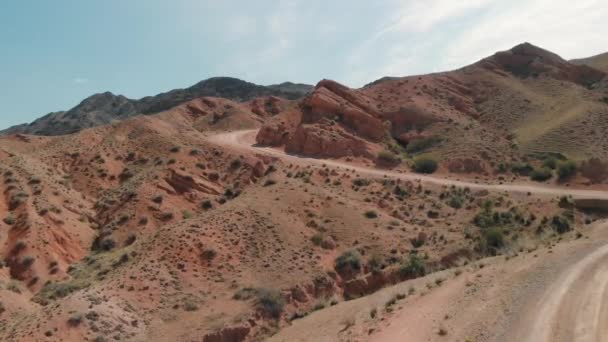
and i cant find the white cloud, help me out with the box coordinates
[343,0,608,87]
[225,14,257,41]
[72,77,89,84]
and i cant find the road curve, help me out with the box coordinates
[208,129,608,341]
[519,241,608,342]
[208,129,608,200]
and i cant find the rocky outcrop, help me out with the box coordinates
[301,80,385,141]
[255,80,385,159]
[285,120,375,158]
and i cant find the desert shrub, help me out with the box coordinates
[410,232,427,248]
[448,195,464,209]
[377,150,401,165]
[201,200,213,210]
[3,215,15,225]
[169,146,180,153]
[184,300,199,311]
[21,256,35,268]
[399,254,426,278]
[542,158,557,169]
[483,227,504,251]
[256,289,285,318]
[335,250,362,275]
[230,158,242,170]
[100,238,116,251]
[6,281,21,294]
[364,210,378,219]
[557,160,577,181]
[367,254,383,274]
[511,162,533,176]
[352,178,371,187]
[551,215,571,234]
[405,136,441,154]
[530,168,553,182]
[160,212,174,221]
[263,179,276,187]
[182,210,193,219]
[67,313,83,327]
[37,281,89,300]
[310,233,323,246]
[201,248,217,261]
[412,157,438,174]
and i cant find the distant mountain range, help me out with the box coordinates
[1,77,313,136]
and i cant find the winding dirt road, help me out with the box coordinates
[209,129,608,200]
[209,129,608,342]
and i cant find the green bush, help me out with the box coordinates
[557,160,577,181]
[412,157,438,174]
[551,215,571,234]
[335,250,362,274]
[255,288,285,319]
[310,233,323,246]
[399,254,426,278]
[483,227,504,250]
[530,168,553,182]
[542,158,557,169]
[511,162,533,176]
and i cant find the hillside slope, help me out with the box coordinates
[257,43,608,176]
[571,51,608,73]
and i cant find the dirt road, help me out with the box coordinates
[208,129,608,200]
[208,129,608,342]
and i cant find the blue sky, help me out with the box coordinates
[1,0,607,130]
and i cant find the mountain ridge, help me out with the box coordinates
[1,77,313,136]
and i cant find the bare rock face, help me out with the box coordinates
[302,80,385,141]
[255,122,291,146]
[255,79,386,159]
[285,120,375,158]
